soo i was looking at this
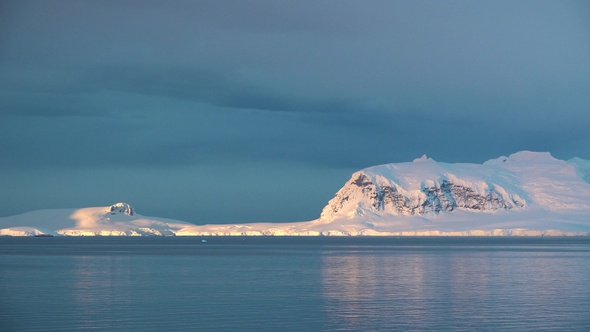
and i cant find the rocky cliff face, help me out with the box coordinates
[108,202,136,216]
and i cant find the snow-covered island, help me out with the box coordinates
[0,202,193,236]
[2,151,590,236]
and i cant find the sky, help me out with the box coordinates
[1,0,589,224]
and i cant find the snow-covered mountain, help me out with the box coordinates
[173,151,590,236]
[2,151,590,236]
[318,154,527,221]
[318,151,590,221]
[0,202,194,236]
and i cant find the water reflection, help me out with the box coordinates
[68,255,211,331]
[321,248,590,331]
[3,238,590,331]
[322,252,434,330]
[72,256,134,329]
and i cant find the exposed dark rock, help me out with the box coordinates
[331,175,525,217]
[109,203,135,216]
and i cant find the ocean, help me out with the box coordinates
[1,236,590,331]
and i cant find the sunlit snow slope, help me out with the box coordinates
[0,203,193,236]
[178,151,590,236]
[2,152,590,236]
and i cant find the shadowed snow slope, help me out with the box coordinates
[2,152,590,236]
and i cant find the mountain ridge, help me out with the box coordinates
[2,151,590,236]
[318,151,590,223]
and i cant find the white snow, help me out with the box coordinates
[0,202,194,236]
[0,226,59,237]
[1,151,590,236]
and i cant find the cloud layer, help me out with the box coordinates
[1,0,589,222]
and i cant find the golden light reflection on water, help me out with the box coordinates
[72,256,134,329]
[320,247,590,331]
[2,238,590,331]
[321,252,435,330]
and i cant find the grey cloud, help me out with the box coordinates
[20,64,385,116]
[0,91,109,117]
[1,0,590,223]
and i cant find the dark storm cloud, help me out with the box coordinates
[1,0,590,222]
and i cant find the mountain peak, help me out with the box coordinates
[484,151,559,166]
[507,151,557,163]
[108,202,136,216]
[413,154,431,162]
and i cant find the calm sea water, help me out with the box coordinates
[1,237,590,331]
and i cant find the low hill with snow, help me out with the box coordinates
[2,151,590,236]
[0,203,194,236]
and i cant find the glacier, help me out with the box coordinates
[1,151,590,236]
